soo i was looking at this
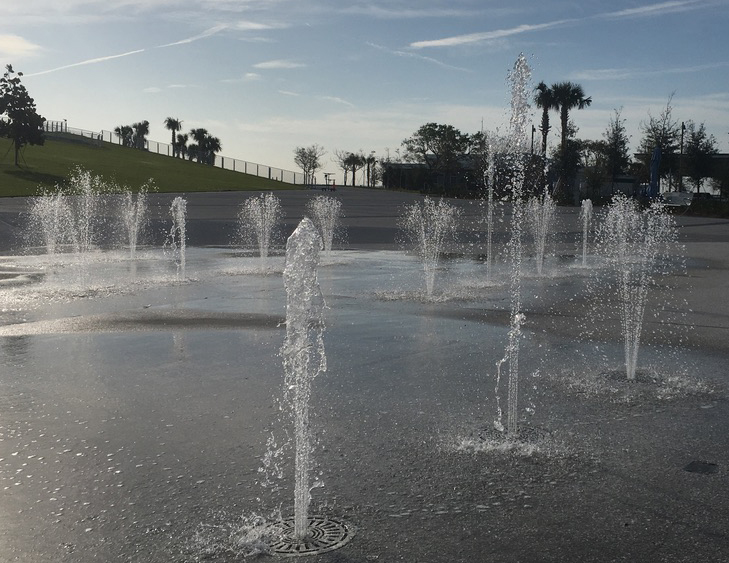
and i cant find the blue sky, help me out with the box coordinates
[3,0,728,180]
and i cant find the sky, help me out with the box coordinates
[2,0,729,181]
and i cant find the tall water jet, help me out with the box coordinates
[401,197,460,298]
[501,53,531,436]
[597,195,677,380]
[121,186,148,260]
[67,167,103,255]
[280,217,331,543]
[168,197,187,279]
[27,191,76,255]
[527,191,556,276]
[307,196,342,255]
[484,141,496,284]
[238,193,283,264]
[579,198,593,267]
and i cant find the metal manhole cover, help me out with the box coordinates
[269,516,353,556]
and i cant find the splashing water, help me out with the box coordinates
[282,218,326,540]
[597,195,677,380]
[502,53,531,436]
[527,191,556,276]
[484,141,496,283]
[67,167,105,255]
[27,191,76,255]
[401,197,460,297]
[121,186,148,260]
[168,197,187,279]
[580,198,593,267]
[307,196,343,255]
[238,193,283,262]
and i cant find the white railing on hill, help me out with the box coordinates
[43,120,304,185]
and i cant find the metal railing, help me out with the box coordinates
[42,121,304,184]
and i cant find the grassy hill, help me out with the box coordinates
[0,134,297,197]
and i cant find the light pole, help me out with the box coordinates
[531,125,535,154]
[679,121,685,192]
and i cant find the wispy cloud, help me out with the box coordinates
[340,5,483,19]
[232,20,289,31]
[411,0,709,49]
[25,48,146,77]
[157,24,228,48]
[253,59,306,69]
[222,72,263,83]
[0,34,43,59]
[600,0,703,19]
[278,90,300,96]
[367,42,473,72]
[572,61,729,81]
[319,95,355,108]
[411,19,575,48]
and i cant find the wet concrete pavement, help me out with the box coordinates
[0,188,727,562]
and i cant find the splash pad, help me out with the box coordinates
[0,186,727,562]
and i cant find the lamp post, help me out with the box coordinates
[679,121,685,192]
[531,125,535,154]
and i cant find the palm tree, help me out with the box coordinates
[164,117,182,156]
[551,81,592,196]
[201,135,222,165]
[189,128,209,162]
[132,120,150,150]
[114,125,134,147]
[176,133,188,159]
[533,81,557,157]
[550,81,591,157]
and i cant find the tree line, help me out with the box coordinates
[113,117,222,165]
[293,81,723,201]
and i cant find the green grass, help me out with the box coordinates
[0,134,298,196]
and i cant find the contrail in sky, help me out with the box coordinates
[25,49,147,77]
[25,25,227,77]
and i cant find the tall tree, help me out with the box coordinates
[344,152,365,186]
[637,95,681,186]
[164,117,182,156]
[132,120,150,150]
[189,128,209,162]
[201,135,222,165]
[332,149,350,185]
[176,133,188,159]
[550,81,591,198]
[551,82,592,155]
[0,65,45,166]
[294,144,326,185]
[533,81,557,157]
[402,122,470,191]
[684,120,718,193]
[365,153,377,187]
[603,108,631,184]
[114,125,134,147]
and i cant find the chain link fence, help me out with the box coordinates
[43,121,304,185]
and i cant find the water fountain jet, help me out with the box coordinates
[168,197,187,279]
[238,193,283,267]
[307,196,343,255]
[597,195,677,380]
[579,198,593,267]
[401,197,460,298]
[274,217,352,555]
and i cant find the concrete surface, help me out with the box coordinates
[0,188,726,562]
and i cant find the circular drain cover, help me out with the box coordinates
[269,516,353,556]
